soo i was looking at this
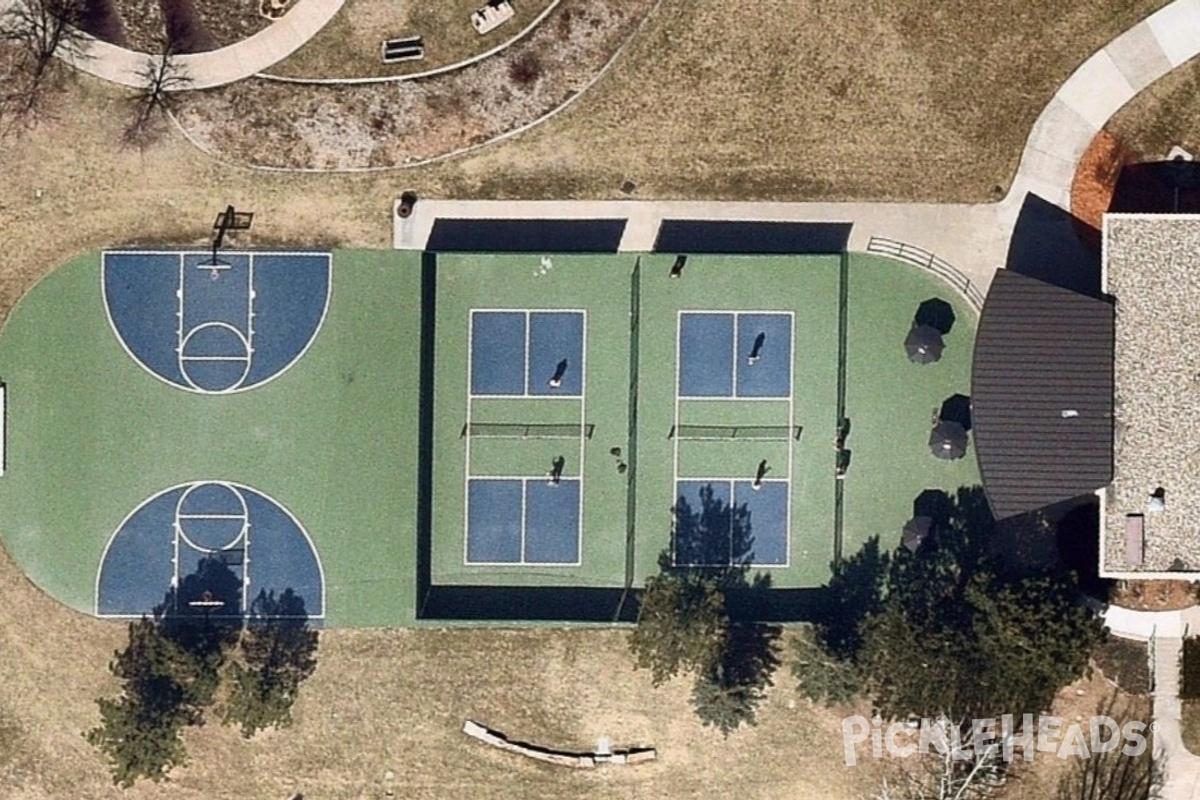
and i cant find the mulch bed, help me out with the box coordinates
[173,0,658,169]
[1111,579,1197,611]
[1070,129,1135,231]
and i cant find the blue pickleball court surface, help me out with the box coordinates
[466,478,581,564]
[469,310,584,396]
[96,482,325,620]
[102,251,331,394]
[673,479,788,566]
[678,311,792,398]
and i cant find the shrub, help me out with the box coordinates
[508,52,542,88]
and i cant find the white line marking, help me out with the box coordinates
[95,480,327,620]
[100,250,332,396]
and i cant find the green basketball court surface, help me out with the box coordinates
[0,248,979,627]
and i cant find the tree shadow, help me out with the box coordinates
[914,298,956,335]
[667,482,783,732]
[819,536,889,658]
[938,394,972,432]
[153,557,245,708]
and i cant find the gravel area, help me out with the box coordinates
[1106,216,1200,573]
[172,0,656,169]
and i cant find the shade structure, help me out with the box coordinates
[905,324,944,364]
[929,420,968,460]
[902,516,933,553]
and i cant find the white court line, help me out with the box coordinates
[785,309,796,568]
[519,478,529,562]
[95,480,327,620]
[467,394,581,401]
[463,309,476,567]
[523,310,531,395]
[467,308,588,398]
[463,308,588,566]
[673,308,796,568]
[463,477,584,567]
[672,310,683,566]
[247,253,257,356]
[177,513,247,519]
[680,396,790,402]
[100,250,332,397]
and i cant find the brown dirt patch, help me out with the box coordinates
[1111,580,1197,611]
[1071,130,1136,230]
[175,0,654,169]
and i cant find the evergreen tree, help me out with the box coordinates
[222,589,319,737]
[629,563,727,686]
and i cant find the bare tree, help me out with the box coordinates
[123,42,191,150]
[0,0,87,130]
[873,722,1006,800]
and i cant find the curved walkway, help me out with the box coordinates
[1105,604,1200,799]
[1002,0,1200,215]
[0,0,344,90]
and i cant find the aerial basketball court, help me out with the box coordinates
[102,250,331,394]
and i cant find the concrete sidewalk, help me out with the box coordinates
[1105,604,1200,799]
[395,198,1008,301]
[1002,0,1200,216]
[15,0,345,90]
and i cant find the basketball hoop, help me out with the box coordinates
[208,205,254,265]
[187,589,225,610]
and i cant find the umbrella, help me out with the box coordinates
[905,324,944,364]
[929,420,968,460]
[902,516,933,553]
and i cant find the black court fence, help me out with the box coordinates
[460,422,595,439]
[865,237,985,312]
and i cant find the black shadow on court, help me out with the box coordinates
[425,219,627,252]
[653,221,852,254]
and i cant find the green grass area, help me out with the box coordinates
[841,254,982,561]
[0,250,422,627]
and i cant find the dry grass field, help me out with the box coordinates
[412,0,1171,202]
[0,0,1188,795]
[1108,54,1200,159]
[0,543,889,799]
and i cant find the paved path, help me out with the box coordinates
[1001,0,1200,216]
[395,198,1004,300]
[1105,605,1200,799]
[0,0,345,90]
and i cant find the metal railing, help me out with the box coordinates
[865,236,985,312]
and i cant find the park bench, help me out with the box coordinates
[382,36,425,64]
